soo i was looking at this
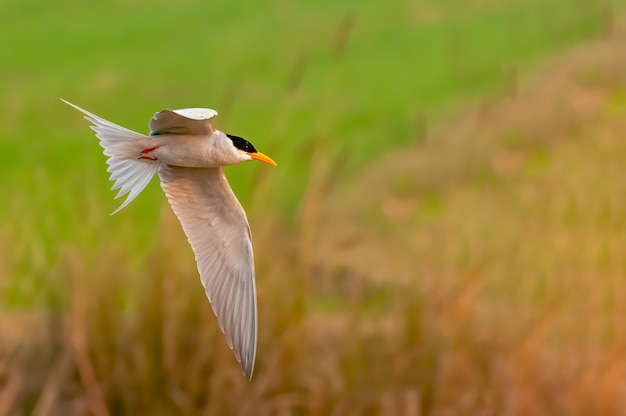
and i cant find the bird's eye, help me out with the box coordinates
[227,134,258,153]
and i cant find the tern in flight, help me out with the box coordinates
[62,99,277,380]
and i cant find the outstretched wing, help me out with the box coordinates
[150,108,218,136]
[158,164,257,380]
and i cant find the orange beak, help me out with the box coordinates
[249,151,277,166]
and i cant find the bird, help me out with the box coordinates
[61,99,277,381]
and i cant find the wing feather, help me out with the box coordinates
[150,108,218,136]
[158,165,257,380]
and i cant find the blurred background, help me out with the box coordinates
[2,0,626,414]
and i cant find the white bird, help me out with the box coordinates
[62,99,277,381]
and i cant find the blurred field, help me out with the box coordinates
[2,0,626,415]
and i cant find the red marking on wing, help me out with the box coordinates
[139,146,159,161]
[141,146,159,154]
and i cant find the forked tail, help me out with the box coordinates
[62,99,159,214]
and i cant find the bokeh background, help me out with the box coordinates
[3,0,626,414]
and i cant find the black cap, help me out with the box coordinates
[226,134,257,153]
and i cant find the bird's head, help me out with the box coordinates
[224,133,277,167]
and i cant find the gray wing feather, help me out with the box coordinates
[158,165,257,380]
[150,108,218,136]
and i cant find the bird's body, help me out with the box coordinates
[62,99,276,380]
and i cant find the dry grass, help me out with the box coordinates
[3,9,626,416]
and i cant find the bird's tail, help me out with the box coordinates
[62,99,159,214]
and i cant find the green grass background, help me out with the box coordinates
[2,0,626,413]
[1,0,617,216]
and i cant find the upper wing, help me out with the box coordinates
[150,108,218,136]
[158,165,257,380]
